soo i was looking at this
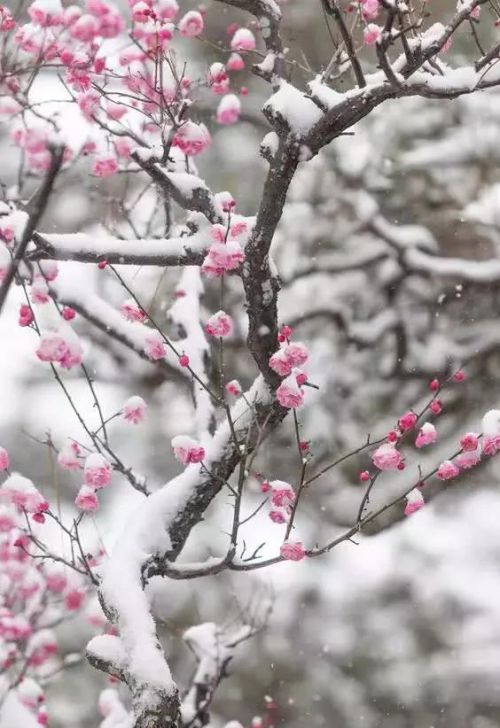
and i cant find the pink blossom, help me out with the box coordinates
[227,52,245,71]
[36,332,66,362]
[28,0,63,27]
[0,507,16,532]
[360,0,379,21]
[436,460,460,480]
[205,311,233,338]
[415,422,437,448]
[269,342,308,377]
[470,5,480,19]
[115,138,132,159]
[45,568,67,593]
[398,411,417,432]
[144,332,166,360]
[62,307,75,321]
[225,380,242,396]
[430,400,443,415]
[456,447,481,470]
[57,441,81,471]
[178,10,203,36]
[215,191,236,213]
[93,157,118,177]
[36,329,83,370]
[64,588,85,610]
[0,474,48,514]
[201,240,245,276]
[453,369,466,382]
[31,278,50,304]
[230,27,256,52]
[70,12,99,40]
[75,485,99,512]
[208,62,229,94]
[371,443,402,471]
[83,453,112,489]
[460,432,479,452]
[270,480,295,508]
[171,435,205,465]
[172,121,211,156]
[217,94,241,125]
[482,410,500,455]
[158,0,179,19]
[276,372,304,409]
[77,90,100,120]
[363,23,381,45]
[122,395,147,424]
[404,500,424,517]
[269,507,288,524]
[131,1,150,22]
[179,354,189,367]
[120,299,146,322]
[280,540,305,561]
[0,447,9,471]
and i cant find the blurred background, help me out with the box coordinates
[2,0,500,726]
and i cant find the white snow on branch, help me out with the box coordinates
[96,377,270,718]
[35,230,209,263]
[168,267,214,438]
[263,82,323,136]
[405,247,500,281]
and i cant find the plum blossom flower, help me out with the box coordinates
[482,410,500,455]
[456,445,481,470]
[404,488,425,517]
[363,23,381,45]
[360,0,379,21]
[178,10,203,36]
[92,157,118,177]
[30,278,50,304]
[57,441,81,471]
[269,507,288,524]
[75,485,99,512]
[225,380,242,396]
[460,432,479,452]
[217,94,241,125]
[0,474,48,514]
[371,443,402,471]
[205,311,233,338]
[398,411,417,432]
[120,299,146,322]
[83,453,112,489]
[0,447,9,471]
[415,422,437,448]
[436,460,460,480]
[36,328,83,370]
[270,480,295,508]
[227,52,245,71]
[269,342,308,377]
[171,435,205,464]
[122,395,147,424]
[64,587,85,610]
[28,0,63,27]
[172,122,211,156]
[280,540,306,561]
[201,240,245,276]
[276,372,304,409]
[230,27,256,51]
[144,332,166,360]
